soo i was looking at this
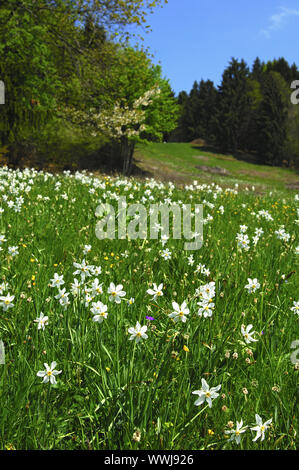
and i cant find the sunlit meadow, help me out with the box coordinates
[0,166,298,450]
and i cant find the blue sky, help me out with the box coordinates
[129,0,299,96]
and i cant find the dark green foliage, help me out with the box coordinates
[173,56,299,168]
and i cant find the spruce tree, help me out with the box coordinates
[256,72,288,165]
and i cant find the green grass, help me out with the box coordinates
[0,166,298,450]
[134,142,299,191]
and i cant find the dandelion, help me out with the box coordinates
[37,362,62,384]
[192,378,221,408]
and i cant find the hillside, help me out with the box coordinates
[134,141,299,191]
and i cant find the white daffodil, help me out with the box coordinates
[107,283,126,303]
[146,283,163,300]
[192,378,221,408]
[241,324,258,344]
[34,312,49,330]
[37,362,62,384]
[73,259,93,281]
[168,301,189,323]
[290,301,299,315]
[50,273,64,288]
[250,414,272,442]
[91,278,103,297]
[91,301,108,322]
[197,301,215,318]
[225,419,248,445]
[128,322,148,343]
[0,293,15,311]
[245,278,260,293]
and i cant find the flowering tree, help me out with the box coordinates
[63,48,179,174]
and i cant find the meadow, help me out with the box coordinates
[0,164,298,450]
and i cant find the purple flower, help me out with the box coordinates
[146,316,155,321]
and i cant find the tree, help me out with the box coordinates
[256,72,288,165]
[62,47,179,175]
[215,58,251,153]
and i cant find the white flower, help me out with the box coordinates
[241,324,258,344]
[71,278,81,296]
[83,244,92,255]
[128,322,148,343]
[168,301,189,323]
[34,312,49,330]
[91,278,103,296]
[107,282,126,303]
[225,420,248,445]
[91,301,108,322]
[50,273,64,288]
[290,301,299,315]
[73,259,93,281]
[37,361,62,384]
[161,248,172,260]
[250,414,272,441]
[8,246,19,256]
[0,293,15,311]
[146,283,163,300]
[127,297,135,306]
[192,378,221,408]
[245,278,260,293]
[197,301,215,318]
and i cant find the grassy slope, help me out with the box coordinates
[134,142,299,191]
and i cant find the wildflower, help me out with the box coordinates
[83,244,92,255]
[0,293,14,311]
[241,324,258,344]
[8,246,19,257]
[107,283,126,303]
[192,378,221,408]
[127,297,135,306]
[146,283,163,300]
[250,414,272,442]
[161,248,172,260]
[225,420,247,445]
[91,301,108,322]
[245,278,260,293]
[128,322,148,343]
[290,301,299,315]
[91,278,103,296]
[73,259,93,281]
[34,312,49,330]
[168,301,189,323]
[37,362,62,384]
[50,273,64,288]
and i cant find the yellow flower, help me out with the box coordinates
[208,429,214,436]
[183,345,190,352]
[105,367,110,373]
[31,275,35,281]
